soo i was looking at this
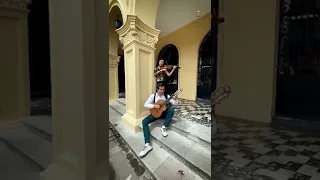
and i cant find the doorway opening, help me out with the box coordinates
[28,0,52,115]
[275,0,320,121]
[157,44,179,95]
[197,31,213,100]
[118,52,125,98]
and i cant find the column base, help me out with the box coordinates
[122,113,145,133]
[96,159,108,180]
[40,153,86,180]
[40,164,80,180]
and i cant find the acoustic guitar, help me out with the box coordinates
[149,88,183,118]
[149,85,232,118]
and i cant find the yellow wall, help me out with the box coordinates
[155,13,211,100]
[215,0,278,123]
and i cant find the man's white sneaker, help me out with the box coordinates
[138,145,153,157]
[161,127,168,137]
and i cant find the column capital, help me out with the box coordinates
[0,0,31,12]
[116,15,160,49]
[109,54,120,67]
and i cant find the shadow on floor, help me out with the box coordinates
[109,161,117,180]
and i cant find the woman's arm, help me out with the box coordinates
[164,66,177,77]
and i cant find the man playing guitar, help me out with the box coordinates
[138,82,178,157]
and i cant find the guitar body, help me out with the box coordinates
[149,99,168,118]
[148,88,183,118]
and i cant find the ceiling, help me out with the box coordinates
[155,0,211,37]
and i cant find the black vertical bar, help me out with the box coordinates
[211,0,219,110]
[211,2,219,180]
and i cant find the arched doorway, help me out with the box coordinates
[197,31,212,100]
[109,5,125,99]
[157,44,179,95]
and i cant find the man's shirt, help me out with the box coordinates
[144,93,179,109]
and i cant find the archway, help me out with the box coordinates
[197,31,212,100]
[157,44,179,95]
[109,5,125,99]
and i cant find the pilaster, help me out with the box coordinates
[109,54,120,101]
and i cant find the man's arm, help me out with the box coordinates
[168,95,178,106]
[144,94,155,109]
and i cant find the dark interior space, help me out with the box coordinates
[197,31,212,100]
[28,0,51,99]
[275,0,320,121]
[157,44,179,95]
[118,55,125,93]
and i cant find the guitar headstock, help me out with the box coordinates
[172,88,183,97]
[212,85,232,105]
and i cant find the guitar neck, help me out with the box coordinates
[163,96,173,105]
[160,89,183,107]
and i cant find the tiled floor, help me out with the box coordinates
[174,99,212,127]
[212,117,320,180]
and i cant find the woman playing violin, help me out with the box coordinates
[154,59,177,87]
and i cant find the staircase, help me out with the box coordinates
[109,98,211,180]
[0,116,52,180]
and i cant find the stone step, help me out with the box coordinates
[110,99,126,115]
[109,100,211,179]
[148,123,211,179]
[21,116,52,141]
[110,99,211,149]
[0,126,52,169]
[116,98,126,106]
[109,107,204,180]
[153,117,211,149]
[0,141,41,180]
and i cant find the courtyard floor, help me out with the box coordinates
[31,97,320,180]
[212,117,320,180]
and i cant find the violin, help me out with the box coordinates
[160,65,181,72]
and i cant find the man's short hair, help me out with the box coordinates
[157,82,165,90]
